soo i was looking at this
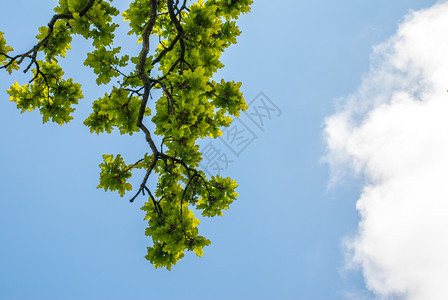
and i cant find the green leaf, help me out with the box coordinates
[2,0,253,271]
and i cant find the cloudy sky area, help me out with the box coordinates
[324,1,448,299]
[1,0,448,299]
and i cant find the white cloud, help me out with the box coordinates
[323,2,448,299]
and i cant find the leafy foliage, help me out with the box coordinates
[0,0,252,270]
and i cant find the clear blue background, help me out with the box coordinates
[0,1,435,299]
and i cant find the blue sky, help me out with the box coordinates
[0,0,444,299]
